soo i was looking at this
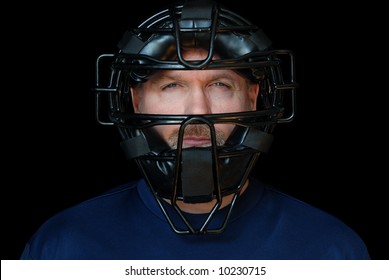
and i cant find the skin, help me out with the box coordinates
[131,49,259,214]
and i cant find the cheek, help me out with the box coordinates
[138,96,177,114]
[211,97,251,114]
[215,123,235,138]
[152,125,179,142]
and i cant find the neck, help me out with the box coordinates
[165,179,250,214]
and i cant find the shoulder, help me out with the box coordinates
[252,179,347,226]
[44,179,140,223]
[249,179,370,259]
[21,179,143,259]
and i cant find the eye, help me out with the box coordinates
[162,83,181,90]
[212,82,229,88]
[207,80,235,99]
[208,81,233,94]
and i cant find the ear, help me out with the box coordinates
[130,86,140,113]
[249,83,260,110]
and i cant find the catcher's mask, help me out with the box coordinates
[94,0,297,234]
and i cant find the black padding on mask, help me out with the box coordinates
[120,134,150,159]
[118,31,145,54]
[179,0,213,50]
[250,29,272,51]
[225,126,274,153]
[242,129,274,153]
[181,0,212,23]
[181,148,214,203]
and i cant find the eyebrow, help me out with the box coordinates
[151,70,241,82]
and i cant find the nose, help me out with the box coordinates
[185,86,211,115]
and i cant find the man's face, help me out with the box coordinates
[131,49,259,148]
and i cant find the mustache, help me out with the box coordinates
[167,124,226,148]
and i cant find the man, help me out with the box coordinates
[20,0,370,259]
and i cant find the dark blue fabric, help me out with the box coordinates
[20,178,370,259]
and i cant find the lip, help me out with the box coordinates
[183,136,211,147]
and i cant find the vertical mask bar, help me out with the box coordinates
[174,0,219,69]
[171,116,222,233]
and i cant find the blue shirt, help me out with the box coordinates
[20,178,370,259]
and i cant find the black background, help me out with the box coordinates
[3,0,387,260]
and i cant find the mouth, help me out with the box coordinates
[182,136,212,148]
[167,124,226,149]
